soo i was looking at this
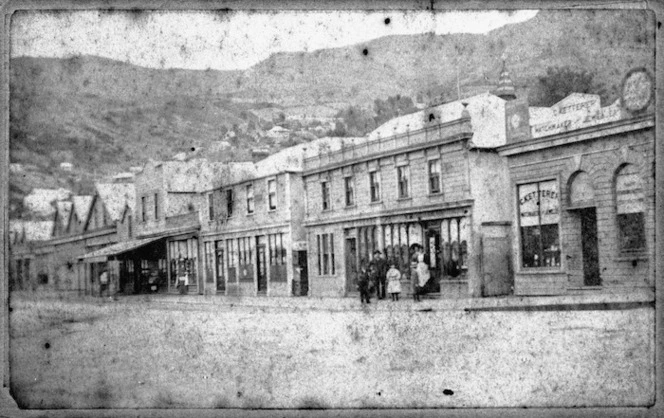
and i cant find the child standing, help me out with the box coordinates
[386,262,402,301]
[357,263,372,304]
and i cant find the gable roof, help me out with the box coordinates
[22,221,54,242]
[71,195,94,221]
[94,183,136,223]
[53,201,73,235]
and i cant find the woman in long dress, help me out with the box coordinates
[386,261,402,301]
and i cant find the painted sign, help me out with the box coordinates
[621,68,653,113]
[616,168,645,214]
[292,241,307,251]
[531,99,622,139]
[519,181,559,226]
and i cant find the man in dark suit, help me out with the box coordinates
[370,250,388,299]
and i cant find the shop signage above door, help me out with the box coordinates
[530,95,623,139]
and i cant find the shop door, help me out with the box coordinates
[345,238,358,294]
[215,246,226,292]
[580,208,601,286]
[425,228,441,292]
[256,243,267,293]
[297,251,309,296]
[481,223,513,297]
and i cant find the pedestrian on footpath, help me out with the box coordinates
[416,253,430,300]
[99,268,109,298]
[358,262,372,304]
[386,261,402,301]
[370,250,388,299]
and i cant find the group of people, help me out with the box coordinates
[357,244,430,304]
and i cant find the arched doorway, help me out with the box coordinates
[568,171,600,286]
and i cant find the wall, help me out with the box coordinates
[505,123,655,295]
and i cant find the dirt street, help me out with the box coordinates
[8,294,654,409]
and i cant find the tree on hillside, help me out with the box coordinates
[334,106,375,136]
[373,95,418,127]
[530,66,607,107]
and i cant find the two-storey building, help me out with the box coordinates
[201,143,334,297]
[302,93,515,298]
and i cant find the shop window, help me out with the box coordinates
[226,189,234,217]
[246,184,254,214]
[141,196,147,222]
[397,166,410,199]
[615,164,646,252]
[428,159,441,194]
[369,171,381,202]
[321,181,330,210]
[317,233,335,275]
[267,179,277,211]
[344,176,355,206]
[518,180,561,268]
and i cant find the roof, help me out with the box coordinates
[95,183,136,222]
[368,92,506,148]
[55,201,73,229]
[22,221,54,241]
[80,236,165,262]
[72,195,94,220]
[164,159,257,192]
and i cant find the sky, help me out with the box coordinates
[11,9,538,71]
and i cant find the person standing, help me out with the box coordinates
[416,253,430,298]
[370,250,388,300]
[386,261,402,301]
[357,262,372,304]
[99,268,109,298]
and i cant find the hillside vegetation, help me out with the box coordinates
[9,9,654,219]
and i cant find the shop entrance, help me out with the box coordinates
[345,237,358,295]
[297,250,309,296]
[256,241,267,293]
[579,208,601,286]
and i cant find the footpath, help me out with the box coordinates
[82,287,655,312]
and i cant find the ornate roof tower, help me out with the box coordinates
[495,59,517,101]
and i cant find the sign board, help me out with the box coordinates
[505,98,531,143]
[616,168,645,214]
[292,241,308,251]
[530,99,622,139]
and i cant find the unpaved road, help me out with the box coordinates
[8,294,654,409]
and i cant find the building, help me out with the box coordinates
[8,221,53,291]
[302,93,515,298]
[498,73,655,296]
[200,145,315,297]
[80,159,255,295]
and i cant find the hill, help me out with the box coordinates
[8,9,654,219]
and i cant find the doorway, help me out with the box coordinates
[297,250,308,296]
[579,208,601,286]
[256,241,267,293]
[345,237,358,295]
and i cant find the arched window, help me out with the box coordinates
[615,164,646,252]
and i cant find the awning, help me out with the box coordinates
[79,236,166,263]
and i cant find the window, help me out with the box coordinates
[204,242,214,283]
[397,166,410,199]
[208,193,214,221]
[370,171,381,202]
[226,189,234,217]
[428,159,441,194]
[615,164,646,252]
[141,196,147,222]
[344,176,355,206]
[518,180,560,268]
[321,181,330,210]
[317,233,335,275]
[246,184,254,214]
[268,233,286,266]
[154,193,159,220]
[128,215,132,238]
[267,179,277,210]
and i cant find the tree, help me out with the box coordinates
[530,66,607,107]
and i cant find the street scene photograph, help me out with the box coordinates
[4,5,657,412]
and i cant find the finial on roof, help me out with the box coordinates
[495,55,517,101]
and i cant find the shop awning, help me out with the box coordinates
[79,236,166,263]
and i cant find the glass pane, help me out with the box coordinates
[616,165,645,214]
[518,183,539,227]
[539,180,560,225]
[521,226,541,267]
[618,213,646,251]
